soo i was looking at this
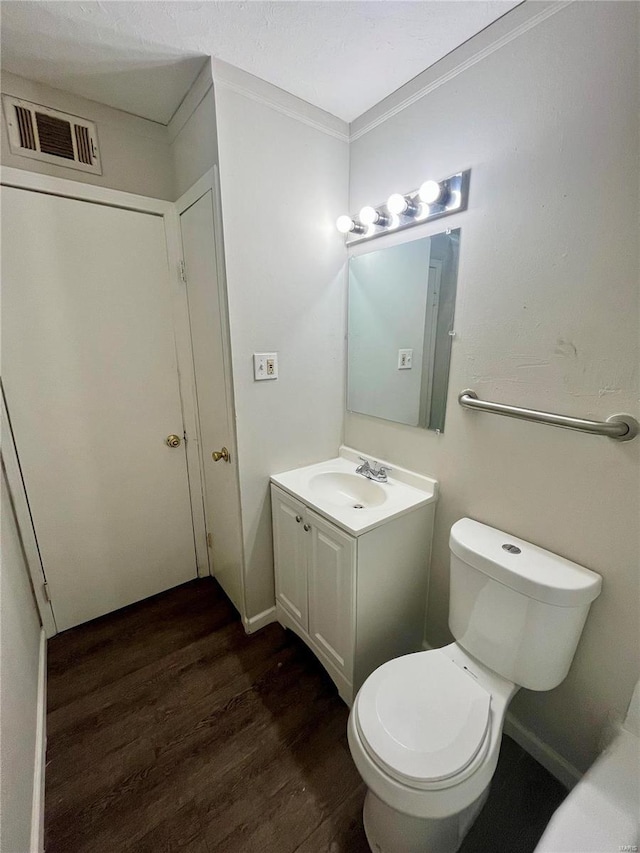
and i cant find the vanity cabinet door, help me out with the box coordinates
[307,510,356,679]
[271,486,308,630]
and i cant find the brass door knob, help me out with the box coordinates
[166,434,181,448]
[212,446,230,463]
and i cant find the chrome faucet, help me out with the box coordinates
[356,456,392,483]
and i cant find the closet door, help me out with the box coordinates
[179,189,244,613]
[2,186,197,630]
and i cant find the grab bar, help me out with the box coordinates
[458,390,638,441]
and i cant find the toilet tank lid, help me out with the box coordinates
[450,518,602,607]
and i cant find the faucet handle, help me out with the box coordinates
[373,463,392,480]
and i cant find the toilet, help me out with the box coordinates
[347,517,602,853]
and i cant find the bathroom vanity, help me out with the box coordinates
[270,446,438,704]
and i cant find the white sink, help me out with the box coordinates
[309,472,387,509]
[271,446,438,536]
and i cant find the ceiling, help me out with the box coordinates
[0,1,521,125]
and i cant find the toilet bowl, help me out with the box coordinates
[348,643,518,853]
[348,518,602,853]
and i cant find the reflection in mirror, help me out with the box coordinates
[347,229,460,432]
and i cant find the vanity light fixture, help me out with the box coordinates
[359,205,390,227]
[337,170,470,244]
[336,214,366,235]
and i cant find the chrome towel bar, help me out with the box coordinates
[458,390,638,441]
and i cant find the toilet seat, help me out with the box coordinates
[355,652,492,790]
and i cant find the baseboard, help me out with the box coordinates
[30,628,47,853]
[422,637,581,790]
[504,712,581,790]
[243,605,277,635]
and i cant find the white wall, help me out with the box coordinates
[345,0,639,773]
[170,62,218,200]
[1,465,43,853]
[1,71,174,199]
[215,70,349,618]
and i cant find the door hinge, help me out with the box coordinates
[207,532,213,548]
[179,259,187,285]
[43,582,51,604]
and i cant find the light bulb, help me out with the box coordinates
[359,206,378,225]
[336,215,355,234]
[359,205,390,227]
[336,214,365,235]
[418,180,443,204]
[387,193,408,215]
[386,193,418,217]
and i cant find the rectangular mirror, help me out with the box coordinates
[347,228,460,432]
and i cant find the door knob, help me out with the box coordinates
[212,446,230,463]
[166,434,181,448]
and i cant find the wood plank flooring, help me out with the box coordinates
[46,578,566,853]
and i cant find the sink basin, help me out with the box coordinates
[309,472,387,509]
[271,447,438,536]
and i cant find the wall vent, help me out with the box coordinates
[2,96,102,175]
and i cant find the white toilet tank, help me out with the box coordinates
[448,519,602,691]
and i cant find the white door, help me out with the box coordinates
[179,189,245,614]
[307,510,356,677]
[2,186,197,631]
[271,486,308,629]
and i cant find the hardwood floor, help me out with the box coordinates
[46,578,566,853]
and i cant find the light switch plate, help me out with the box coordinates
[398,348,413,369]
[254,352,278,380]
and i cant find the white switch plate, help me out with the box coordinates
[398,348,413,369]
[254,352,278,380]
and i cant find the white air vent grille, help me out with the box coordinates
[15,105,36,150]
[74,124,93,165]
[2,96,102,175]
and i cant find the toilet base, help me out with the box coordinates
[362,787,490,853]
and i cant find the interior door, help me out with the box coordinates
[2,186,197,631]
[179,189,245,614]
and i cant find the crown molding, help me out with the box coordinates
[349,0,574,142]
[211,58,349,143]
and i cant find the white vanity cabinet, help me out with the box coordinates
[271,488,310,630]
[272,485,356,686]
[270,453,437,705]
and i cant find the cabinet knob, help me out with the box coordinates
[303,523,311,532]
[295,515,302,523]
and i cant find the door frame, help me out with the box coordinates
[0,166,210,610]
[174,168,248,624]
[1,383,57,637]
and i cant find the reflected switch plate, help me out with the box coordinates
[398,349,413,369]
